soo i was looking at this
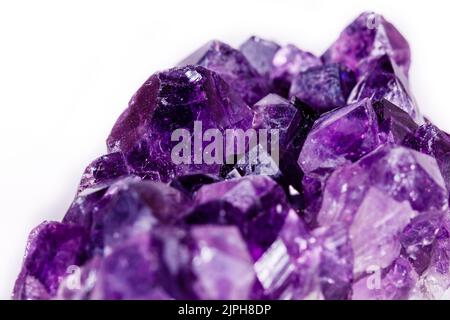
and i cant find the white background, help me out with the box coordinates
[0,0,449,299]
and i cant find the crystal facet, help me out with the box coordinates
[289,64,356,112]
[106,65,253,182]
[179,40,270,105]
[322,12,411,78]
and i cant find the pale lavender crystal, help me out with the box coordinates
[348,55,423,123]
[374,98,419,144]
[322,12,411,77]
[179,40,270,105]
[318,145,448,227]
[349,187,417,274]
[318,145,448,277]
[57,225,255,300]
[190,225,255,299]
[298,98,380,174]
[240,36,280,77]
[289,64,356,112]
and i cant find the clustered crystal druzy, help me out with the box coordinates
[13,12,450,300]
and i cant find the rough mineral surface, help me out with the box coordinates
[14,11,450,300]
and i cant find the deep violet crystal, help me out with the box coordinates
[14,12,450,300]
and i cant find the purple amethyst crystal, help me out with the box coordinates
[224,96,318,192]
[318,145,448,279]
[57,225,255,300]
[318,145,448,227]
[106,65,253,182]
[298,98,380,174]
[322,12,411,78]
[403,123,450,196]
[78,152,131,193]
[410,225,450,299]
[352,257,418,300]
[13,222,88,299]
[348,55,422,123]
[252,94,298,149]
[289,64,356,112]
[240,36,280,78]
[14,12,450,300]
[253,212,353,299]
[66,179,191,249]
[179,40,270,105]
[373,98,419,144]
[271,44,321,96]
[192,175,292,260]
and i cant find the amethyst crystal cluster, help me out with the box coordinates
[14,12,450,300]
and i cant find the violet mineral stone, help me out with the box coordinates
[13,222,88,300]
[271,44,322,96]
[106,65,253,182]
[348,54,423,123]
[252,94,299,152]
[322,12,411,78]
[191,175,292,260]
[14,12,450,300]
[298,97,380,174]
[179,40,270,105]
[289,64,356,112]
[240,36,281,78]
